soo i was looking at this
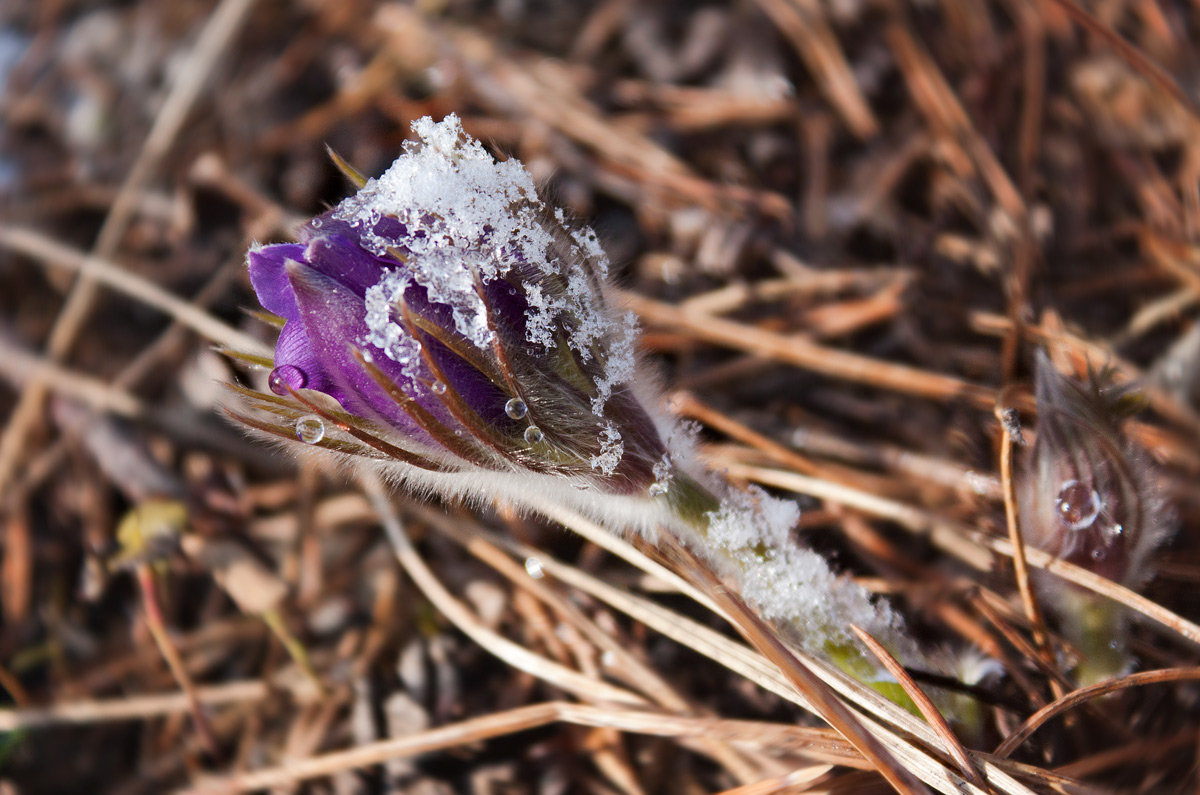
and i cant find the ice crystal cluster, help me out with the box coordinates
[236,115,913,676]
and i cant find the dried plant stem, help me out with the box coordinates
[0,681,278,732]
[1043,0,1200,120]
[621,290,994,407]
[994,406,1054,670]
[995,667,1200,758]
[181,700,872,793]
[851,625,984,788]
[135,565,221,758]
[0,227,269,358]
[729,462,1200,649]
[259,608,325,696]
[654,533,931,795]
[475,504,1041,794]
[359,472,645,706]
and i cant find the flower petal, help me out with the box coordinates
[303,232,394,297]
[285,259,430,442]
[247,243,306,320]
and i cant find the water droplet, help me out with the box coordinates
[431,380,447,395]
[311,217,323,229]
[1056,479,1102,530]
[268,364,306,396]
[523,425,543,444]
[295,415,325,444]
[505,398,528,419]
[524,557,545,579]
[648,482,668,497]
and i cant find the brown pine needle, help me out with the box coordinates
[995,668,1200,758]
[850,624,984,789]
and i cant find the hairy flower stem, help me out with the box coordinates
[655,472,918,712]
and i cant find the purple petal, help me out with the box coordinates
[248,243,306,320]
[285,259,431,441]
[304,233,394,296]
[274,321,334,395]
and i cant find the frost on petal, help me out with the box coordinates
[331,114,552,350]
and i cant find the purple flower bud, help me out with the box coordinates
[239,116,667,496]
[1019,351,1167,586]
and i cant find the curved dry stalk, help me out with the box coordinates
[0,0,260,499]
[0,227,271,359]
[620,290,995,407]
[995,667,1200,758]
[404,501,767,785]
[359,471,646,707]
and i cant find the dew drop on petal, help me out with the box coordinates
[431,380,447,394]
[523,425,543,444]
[295,415,325,444]
[505,398,528,419]
[269,364,307,396]
[1056,479,1102,530]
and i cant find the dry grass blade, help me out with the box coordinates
[0,227,270,358]
[656,534,931,795]
[622,290,995,406]
[729,463,1200,648]
[0,680,296,731]
[519,502,1039,795]
[993,402,1054,667]
[360,472,645,707]
[850,625,984,788]
[994,667,1200,758]
[183,701,868,793]
[752,0,878,138]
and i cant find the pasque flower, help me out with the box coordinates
[242,116,664,503]
[1019,352,1171,683]
[235,115,922,695]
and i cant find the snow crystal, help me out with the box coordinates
[336,115,552,350]
[363,270,421,376]
[704,486,798,552]
[589,421,624,476]
[351,116,641,469]
[590,312,638,415]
